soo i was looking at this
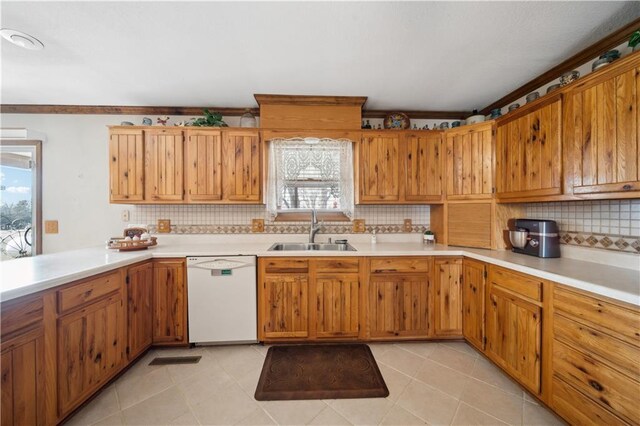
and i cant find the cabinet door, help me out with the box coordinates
[262,274,309,339]
[405,132,443,201]
[58,295,125,416]
[185,129,223,201]
[127,262,153,360]
[152,260,187,345]
[223,130,261,202]
[359,133,400,202]
[434,258,463,336]
[567,66,640,195]
[109,129,144,202]
[1,328,45,426]
[144,129,184,201]
[462,259,486,350]
[495,99,562,199]
[446,124,493,199]
[314,274,359,338]
[368,274,431,339]
[486,284,541,394]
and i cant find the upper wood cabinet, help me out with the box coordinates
[223,130,262,202]
[495,97,562,200]
[445,122,494,199]
[144,128,185,202]
[564,61,640,197]
[152,259,188,345]
[433,258,463,337]
[185,129,223,202]
[357,130,443,204]
[109,129,144,202]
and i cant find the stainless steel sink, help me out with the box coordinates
[268,242,357,252]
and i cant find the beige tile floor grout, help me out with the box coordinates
[65,342,565,426]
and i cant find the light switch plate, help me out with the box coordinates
[44,220,58,234]
[403,219,412,232]
[352,219,365,233]
[252,219,264,233]
[157,219,171,233]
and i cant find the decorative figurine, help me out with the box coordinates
[142,117,152,126]
[157,116,170,126]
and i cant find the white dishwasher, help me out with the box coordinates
[187,256,257,344]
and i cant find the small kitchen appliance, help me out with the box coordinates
[508,219,560,258]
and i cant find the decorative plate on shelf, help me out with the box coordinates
[383,112,410,129]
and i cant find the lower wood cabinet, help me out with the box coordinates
[486,265,542,395]
[152,259,188,345]
[126,261,154,360]
[313,273,360,339]
[433,258,463,337]
[462,258,486,350]
[261,273,310,339]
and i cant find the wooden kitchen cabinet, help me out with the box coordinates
[223,130,261,202]
[126,261,154,360]
[462,258,486,351]
[368,257,432,339]
[404,131,443,202]
[261,273,310,339]
[144,128,185,202]
[152,259,188,345]
[185,129,223,202]
[109,128,144,202]
[445,122,494,199]
[495,96,562,200]
[433,258,463,337]
[358,131,401,202]
[486,265,542,395]
[564,58,640,197]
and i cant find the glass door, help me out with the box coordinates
[0,141,41,260]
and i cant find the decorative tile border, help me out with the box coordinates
[559,232,640,254]
[147,223,428,235]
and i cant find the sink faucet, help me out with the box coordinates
[309,209,321,243]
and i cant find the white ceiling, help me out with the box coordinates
[1,1,639,111]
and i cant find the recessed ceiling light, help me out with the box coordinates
[0,28,44,50]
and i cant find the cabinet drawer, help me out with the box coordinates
[370,257,429,274]
[552,376,628,426]
[554,285,640,345]
[554,313,640,381]
[489,266,542,302]
[315,258,359,273]
[57,271,122,314]
[0,295,43,338]
[263,258,309,273]
[553,340,640,423]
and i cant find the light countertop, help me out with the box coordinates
[1,242,638,306]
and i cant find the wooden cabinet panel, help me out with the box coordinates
[552,376,626,426]
[495,98,562,199]
[223,130,261,202]
[1,327,45,426]
[567,66,640,195]
[489,267,542,302]
[445,123,493,199]
[370,257,429,274]
[185,129,223,201]
[447,202,493,249]
[109,129,144,202]
[405,132,443,201]
[434,258,463,336]
[127,262,153,360]
[359,133,401,202]
[57,271,121,314]
[486,284,541,394]
[144,129,184,201]
[462,259,486,350]
[1,294,43,338]
[152,260,187,345]
[57,294,125,416]
[314,274,360,338]
[261,274,309,339]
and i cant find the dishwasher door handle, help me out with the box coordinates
[188,258,255,272]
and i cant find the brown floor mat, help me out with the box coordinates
[254,344,389,400]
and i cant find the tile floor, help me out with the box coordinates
[65,341,565,426]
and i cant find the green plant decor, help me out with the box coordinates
[190,109,228,127]
[629,30,640,49]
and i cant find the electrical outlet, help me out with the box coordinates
[44,220,58,234]
[157,219,171,233]
[252,219,264,233]
[121,210,130,222]
[352,219,365,233]
[403,219,412,232]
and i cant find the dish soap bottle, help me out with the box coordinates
[371,229,377,244]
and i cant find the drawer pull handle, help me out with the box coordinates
[589,380,603,391]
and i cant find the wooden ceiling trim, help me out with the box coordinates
[254,94,368,107]
[480,16,640,115]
